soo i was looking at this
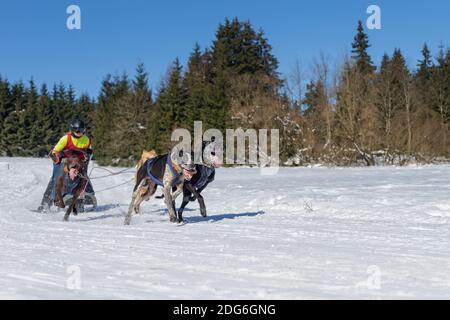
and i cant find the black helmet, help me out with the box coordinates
[70,119,86,135]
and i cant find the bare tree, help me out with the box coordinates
[312,52,334,148]
[286,57,306,110]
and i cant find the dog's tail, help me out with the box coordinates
[136,149,157,168]
[135,149,157,183]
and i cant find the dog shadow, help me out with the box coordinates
[75,204,125,222]
[153,207,196,214]
[185,210,265,224]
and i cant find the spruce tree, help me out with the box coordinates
[93,75,116,164]
[351,20,376,74]
[417,43,432,81]
[184,44,211,132]
[108,65,153,165]
[133,63,152,99]
[303,79,328,146]
[96,73,131,164]
[65,85,77,124]
[37,84,54,155]
[132,63,153,134]
[2,110,21,156]
[0,77,12,155]
[210,18,282,127]
[430,47,450,128]
[76,94,95,133]
[150,59,188,152]
[51,83,68,137]
[211,18,279,78]
[390,49,409,110]
[23,79,39,156]
[376,53,394,145]
[2,82,25,156]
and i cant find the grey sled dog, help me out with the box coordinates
[124,146,196,225]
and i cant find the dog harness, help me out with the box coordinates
[146,155,180,187]
[193,166,215,190]
[62,174,82,196]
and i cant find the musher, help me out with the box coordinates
[37,119,95,212]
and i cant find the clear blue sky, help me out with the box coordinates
[0,0,449,97]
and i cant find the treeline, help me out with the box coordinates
[0,18,449,166]
[0,80,95,157]
[300,21,450,165]
[93,18,294,165]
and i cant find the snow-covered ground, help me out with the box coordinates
[1,157,450,299]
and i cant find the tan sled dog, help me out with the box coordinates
[136,149,157,171]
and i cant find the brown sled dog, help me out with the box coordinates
[54,155,88,221]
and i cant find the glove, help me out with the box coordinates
[49,151,62,164]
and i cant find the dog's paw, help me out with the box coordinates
[54,200,65,209]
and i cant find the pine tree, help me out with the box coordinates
[211,18,279,78]
[2,110,21,156]
[184,44,210,132]
[2,82,25,155]
[107,65,153,165]
[65,85,77,124]
[37,84,54,155]
[0,77,13,155]
[23,79,39,156]
[51,83,68,137]
[150,59,188,153]
[209,18,282,132]
[76,94,95,132]
[375,50,410,151]
[417,43,432,82]
[133,63,152,99]
[430,47,450,130]
[391,49,414,153]
[390,49,409,107]
[351,20,376,74]
[94,73,132,164]
[414,43,434,117]
[303,79,328,146]
[376,53,394,146]
[132,63,153,134]
[93,75,116,164]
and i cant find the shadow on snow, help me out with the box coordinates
[184,210,266,224]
